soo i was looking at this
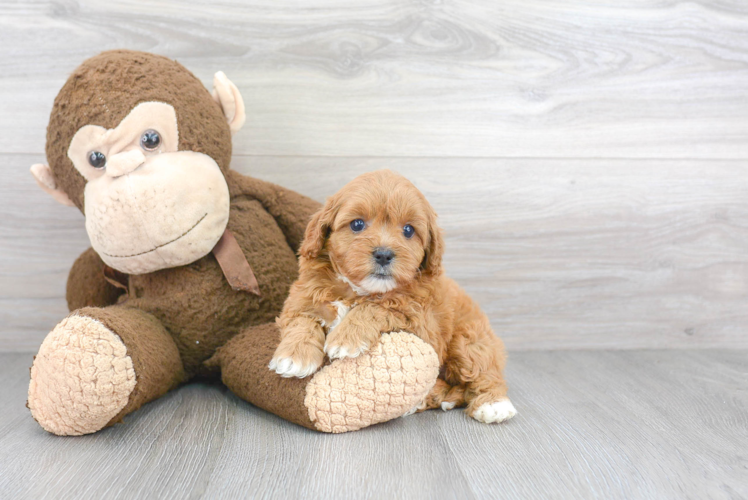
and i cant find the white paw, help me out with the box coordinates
[402,406,419,417]
[402,398,428,417]
[441,401,456,412]
[471,399,517,424]
[268,357,320,378]
[324,342,368,360]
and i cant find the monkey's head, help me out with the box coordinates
[31,50,246,274]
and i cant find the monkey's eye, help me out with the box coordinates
[140,129,161,151]
[350,219,366,232]
[403,224,415,239]
[88,151,106,169]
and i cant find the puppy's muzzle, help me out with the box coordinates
[372,247,395,267]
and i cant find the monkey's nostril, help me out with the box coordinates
[372,247,395,267]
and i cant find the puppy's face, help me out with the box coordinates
[328,196,427,295]
[301,170,444,295]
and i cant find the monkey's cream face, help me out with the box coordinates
[68,102,230,274]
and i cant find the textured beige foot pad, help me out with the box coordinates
[28,315,136,436]
[304,332,440,433]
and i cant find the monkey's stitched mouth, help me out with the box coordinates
[100,213,208,259]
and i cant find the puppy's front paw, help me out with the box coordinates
[324,324,378,360]
[324,337,370,360]
[403,398,429,417]
[470,398,517,424]
[269,341,324,378]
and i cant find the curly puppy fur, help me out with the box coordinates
[271,170,515,422]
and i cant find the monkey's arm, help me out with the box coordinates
[66,248,127,311]
[226,171,321,253]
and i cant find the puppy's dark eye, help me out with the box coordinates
[140,129,161,151]
[88,151,106,169]
[403,224,415,239]
[350,219,366,232]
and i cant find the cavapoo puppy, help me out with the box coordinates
[269,170,516,423]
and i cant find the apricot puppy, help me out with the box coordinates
[270,170,516,424]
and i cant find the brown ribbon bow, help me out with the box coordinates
[212,228,261,296]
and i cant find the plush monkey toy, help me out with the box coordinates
[27,50,439,436]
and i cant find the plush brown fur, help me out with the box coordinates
[60,168,322,428]
[207,323,315,429]
[46,50,232,211]
[66,248,126,310]
[36,50,321,431]
[31,51,441,435]
[276,170,510,417]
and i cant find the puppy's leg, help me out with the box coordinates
[422,379,466,412]
[464,372,516,424]
[270,317,326,378]
[324,303,401,360]
[446,317,516,424]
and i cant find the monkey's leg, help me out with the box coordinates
[66,247,126,311]
[28,306,185,436]
[209,324,440,433]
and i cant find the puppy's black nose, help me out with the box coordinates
[372,247,395,267]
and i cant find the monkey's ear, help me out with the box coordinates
[212,71,246,135]
[30,163,75,207]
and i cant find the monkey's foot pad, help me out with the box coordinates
[28,314,136,436]
[305,332,440,433]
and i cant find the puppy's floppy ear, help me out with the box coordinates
[299,194,339,260]
[420,207,445,276]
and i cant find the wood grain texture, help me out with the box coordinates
[239,157,748,351]
[1,1,747,158]
[2,1,748,351]
[3,154,747,351]
[0,350,746,499]
[2,3,746,497]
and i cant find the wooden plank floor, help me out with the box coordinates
[1,2,747,498]
[1,350,746,499]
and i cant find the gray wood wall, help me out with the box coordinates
[1,0,747,351]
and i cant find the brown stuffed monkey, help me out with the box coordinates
[27,50,439,436]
